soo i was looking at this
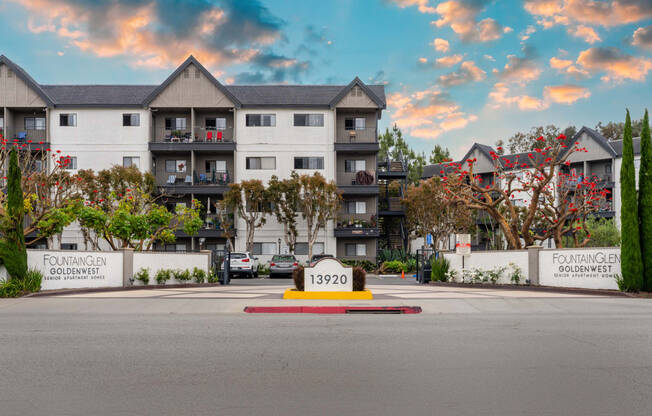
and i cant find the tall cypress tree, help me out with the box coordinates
[0,147,27,280]
[620,110,643,291]
[639,109,652,291]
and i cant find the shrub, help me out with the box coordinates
[192,267,207,283]
[485,267,506,284]
[380,260,407,274]
[508,263,523,284]
[430,256,450,282]
[341,259,376,272]
[155,269,172,285]
[378,248,411,263]
[352,266,366,291]
[0,268,42,297]
[134,268,150,285]
[292,265,305,291]
[207,269,220,283]
[173,269,192,282]
[257,264,270,276]
[405,258,417,272]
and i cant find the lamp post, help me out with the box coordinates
[278,238,281,255]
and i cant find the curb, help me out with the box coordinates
[427,281,629,297]
[244,306,422,314]
[25,282,223,298]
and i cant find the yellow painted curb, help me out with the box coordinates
[283,289,373,300]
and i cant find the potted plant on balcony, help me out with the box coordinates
[348,216,354,227]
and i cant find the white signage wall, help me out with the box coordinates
[28,250,124,291]
[539,248,620,290]
[304,258,353,292]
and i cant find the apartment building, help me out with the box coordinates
[421,127,641,250]
[0,55,388,261]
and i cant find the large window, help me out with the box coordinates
[346,201,366,214]
[345,243,366,256]
[205,117,227,130]
[59,113,77,127]
[24,117,46,130]
[294,114,324,127]
[344,117,365,130]
[123,113,140,127]
[123,157,140,169]
[253,242,277,255]
[165,117,187,130]
[344,159,366,172]
[246,114,276,127]
[295,242,324,255]
[166,160,186,173]
[206,160,227,172]
[246,157,276,170]
[294,157,324,170]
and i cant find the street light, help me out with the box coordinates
[278,238,281,254]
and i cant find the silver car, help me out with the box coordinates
[269,255,298,278]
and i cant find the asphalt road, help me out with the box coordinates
[1,294,651,415]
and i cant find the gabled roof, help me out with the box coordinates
[568,126,617,158]
[142,55,242,107]
[223,84,385,108]
[42,85,156,107]
[0,55,55,106]
[610,137,644,156]
[460,143,497,164]
[328,77,386,109]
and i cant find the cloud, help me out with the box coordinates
[550,56,573,69]
[391,0,437,13]
[567,25,601,43]
[544,84,591,103]
[438,60,486,86]
[524,0,652,28]
[433,38,450,52]
[495,47,542,84]
[388,87,477,139]
[488,82,549,111]
[368,70,390,85]
[436,54,464,67]
[431,0,507,42]
[550,55,590,79]
[10,0,311,82]
[576,46,652,82]
[520,25,537,41]
[632,25,652,51]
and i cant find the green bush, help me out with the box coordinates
[564,218,621,247]
[430,256,450,282]
[352,266,366,291]
[405,258,417,272]
[155,269,172,285]
[380,260,408,274]
[0,268,42,297]
[207,269,220,283]
[257,264,270,276]
[134,268,150,285]
[292,265,305,291]
[173,269,192,282]
[341,259,376,272]
[508,263,523,284]
[378,248,411,263]
[192,267,207,283]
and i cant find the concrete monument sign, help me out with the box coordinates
[304,258,353,292]
[539,248,620,290]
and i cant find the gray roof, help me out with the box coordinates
[610,137,643,156]
[0,55,55,106]
[225,84,386,108]
[41,85,156,107]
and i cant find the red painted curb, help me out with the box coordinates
[244,306,422,314]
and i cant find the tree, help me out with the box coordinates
[564,218,620,248]
[638,109,652,291]
[596,119,644,141]
[268,173,301,254]
[296,173,340,260]
[0,148,27,280]
[76,166,201,250]
[402,177,472,250]
[215,202,236,252]
[620,110,643,291]
[429,144,451,164]
[500,125,577,153]
[222,180,268,253]
[442,133,608,249]
[379,125,442,184]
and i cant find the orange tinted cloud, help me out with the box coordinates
[438,61,486,86]
[525,0,652,28]
[436,54,464,67]
[432,1,506,42]
[632,25,652,51]
[544,84,591,103]
[433,38,450,52]
[567,25,601,43]
[577,47,652,82]
[391,0,437,14]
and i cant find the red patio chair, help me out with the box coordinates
[206,131,213,141]
[216,131,223,142]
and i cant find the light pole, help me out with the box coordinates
[278,238,281,254]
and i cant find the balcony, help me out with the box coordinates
[378,197,404,216]
[175,214,236,239]
[334,127,378,153]
[334,227,380,238]
[149,128,235,152]
[158,170,232,195]
[377,159,408,178]
[337,170,379,195]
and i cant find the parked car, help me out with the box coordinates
[222,252,259,278]
[309,254,334,266]
[269,255,299,278]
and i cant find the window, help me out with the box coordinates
[294,114,324,127]
[123,157,140,169]
[0,117,3,130]
[7,69,13,78]
[253,242,277,255]
[59,113,77,127]
[206,117,227,130]
[605,164,612,174]
[165,117,187,130]
[346,201,366,214]
[165,243,186,252]
[176,160,187,173]
[246,157,276,170]
[24,117,46,130]
[344,117,365,130]
[294,157,324,169]
[350,86,363,97]
[183,68,190,78]
[295,242,324,255]
[246,114,276,127]
[61,243,78,250]
[345,243,366,256]
[60,156,77,170]
[195,69,201,79]
[165,160,176,173]
[123,113,140,126]
[344,159,366,172]
[206,160,227,172]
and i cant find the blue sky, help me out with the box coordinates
[1,0,651,158]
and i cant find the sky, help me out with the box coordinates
[1,0,651,159]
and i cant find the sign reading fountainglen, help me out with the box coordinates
[304,258,353,292]
[539,248,620,290]
[27,250,124,291]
